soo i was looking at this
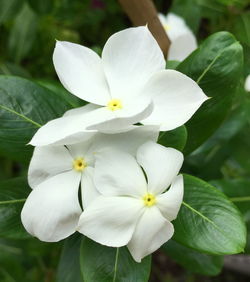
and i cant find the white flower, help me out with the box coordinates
[245,75,250,92]
[21,126,158,242]
[30,26,207,147]
[77,141,184,262]
[159,13,198,61]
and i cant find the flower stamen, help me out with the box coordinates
[143,193,156,207]
[107,99,123,111]
[73,158,87,172]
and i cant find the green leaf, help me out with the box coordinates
[0,177,30,239]
[0,62,31,78]
[173,174,246,255]
[28,0,54,15]
[177,32,243,154]
[0,0,24,23]
[158,125,187,151]
[210,178,250,253]
[0,76,72,162]
[36,79,84,108]
[80,238,151,282]
[57,234,83,282]
[8,4,38,63]
[162,240,223,276]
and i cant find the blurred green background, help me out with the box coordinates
[0,0,250,281]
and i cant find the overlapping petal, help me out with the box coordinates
[53,41,110,105]
[137,141,183,194]
[102,26,165,100]
[28,145,72,188]
[94,149,147,197]
[21,170,81,242]
[156,175,184,221]
[245,75,250,92]
[81,167,100,209]
[127,207,174,262]
[141,70,208,131]
[77,196,144,247]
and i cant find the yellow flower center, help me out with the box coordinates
[143,193,156,207]
[73,158,87,172]
[163,24,171,31]
[107,99,123,111]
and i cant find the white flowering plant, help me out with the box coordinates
[0,1,250,281]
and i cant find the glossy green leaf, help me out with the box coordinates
[36,79,84,108]
[80,238,151,282]
[0,177,29,239]
[158,125,187,151]
[0,76,72,162]
[210,178,250,253]
[57,234,83,282]
[0,62,31,78]
[162,240,223,276]
[8,4,38,63]
[177,32,243,154]
[173,174,246,255]
[0,0,24,23]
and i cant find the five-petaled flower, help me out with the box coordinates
[77,141,184,262]
[30,26,207,147]
[159,13,198,61]
[21,127,158,242]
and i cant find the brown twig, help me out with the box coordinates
[118,0,171,58]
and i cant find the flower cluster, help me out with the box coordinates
[21,26,207,262]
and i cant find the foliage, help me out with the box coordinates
[0,0,249,281]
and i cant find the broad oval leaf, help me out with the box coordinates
[162,240,223,276]
[177,32,243,154]
[80,238,151,282]
[173,174,246,255]
[0,75,72,162]
[158,125,187,151]
[57,234,83,282]
[211,178,250,253]
[0,177,30,239]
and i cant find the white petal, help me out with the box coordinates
[53,41,110,105]
[81,167,100,209]
[29,114,97,146]
[28,145,72,189]
[21,170,81,242]
[165,13,193,40]
[102,26,165,100]
[77,196,143,247]
[91,125,159,156]
[156,175,184,221]
[127,207,174,262]
[63,103,100,117]
[94,149,147,197]
[168,32,197,61]
[245,75,250,92]
[86,97,153,132]
[141,70,208,131]
[136,141,184,194]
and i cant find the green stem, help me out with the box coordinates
[113,248,119,282]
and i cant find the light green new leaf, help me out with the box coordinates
[177,32,243,154]
[0,177,30,239]
[80,238,151,282]
[162,240,223,276]
[173,174,246,255]
[0,76,72,162]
